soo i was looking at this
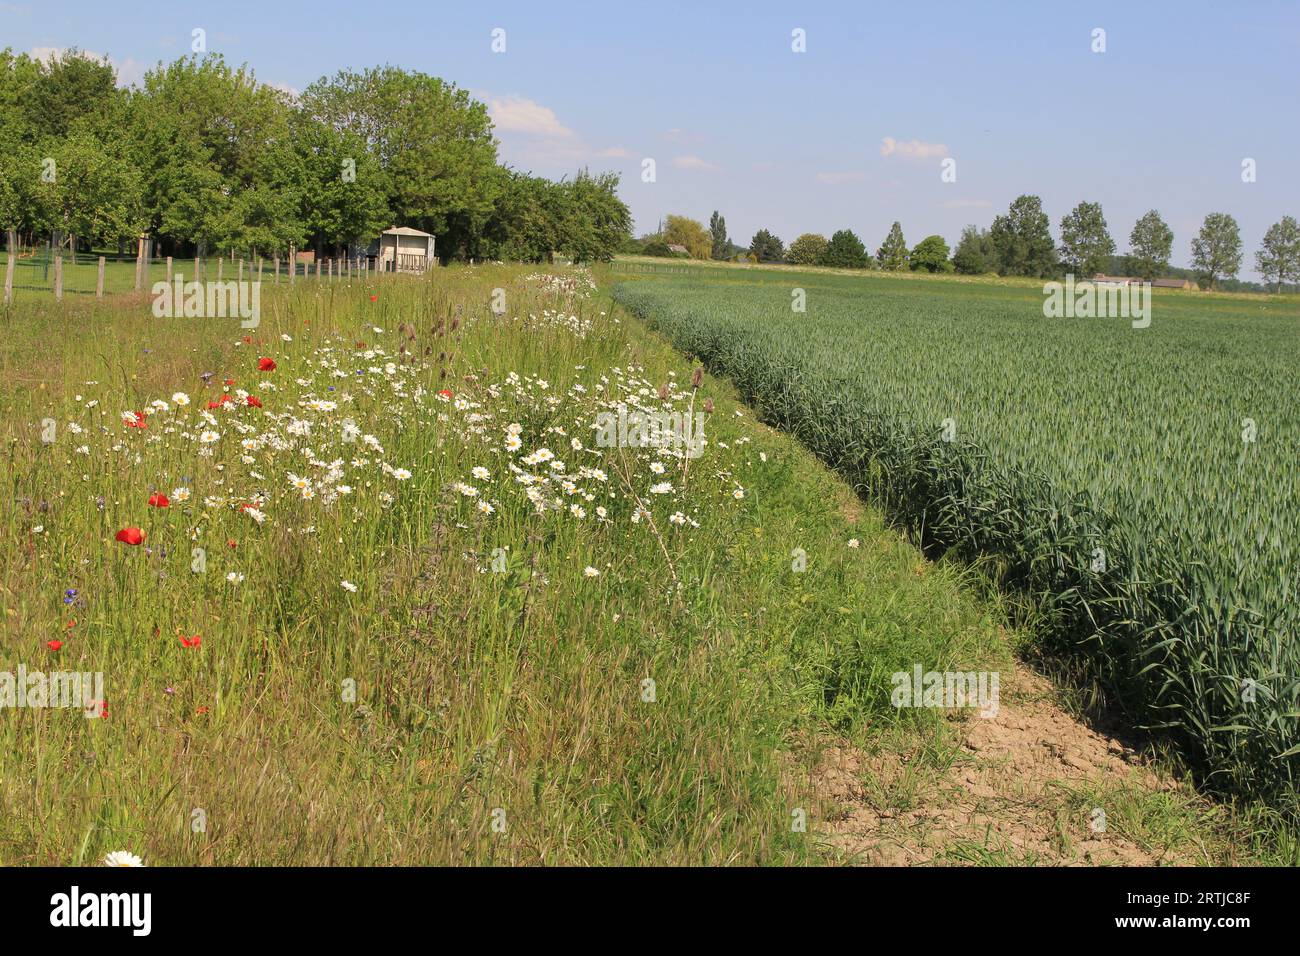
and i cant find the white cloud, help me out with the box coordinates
[672,154,721,172]
[29,46,145,87]
[817,171,865,184]
[266,81,301,100]
[486,95,575,138]
[880,137,949,161]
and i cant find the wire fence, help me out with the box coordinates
[2,245,395,306]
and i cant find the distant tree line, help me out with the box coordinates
[630,199,1300,293]
[0,49,631,263]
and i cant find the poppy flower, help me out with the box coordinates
[47,639,63,651]
[257,357,276,371]
[242,336,251,344]
[246,395,262,408]
[224,378,235,386]
[369,295,378,302]
[124,410,148,429]
[227,538,237,550]
[147,493,169,508]
[438,388,454,400]
[179,634,201,649]
[115,527,145,546]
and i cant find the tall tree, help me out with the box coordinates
[301,65,500,257]
[821,229,868,268]
[1189,212,1243,290]
[664,214,711,259]
[909,235,952,273]
[1058,201,1115,277]
[787,232,828,265]
[749,228,784,262]
[989,194,1058,277]
[1128,210,1174,281]
[708,210,728,260]
[951,225,995,274]
[876,221,908,270]
[1255,215,1300,292]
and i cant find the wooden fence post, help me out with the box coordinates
[55,255,64,300]
[238,259,244,282]
[315,259,321,280]
[273,257,280,283]
[217,256,223,281]
[3,249,13,306]
[194,257,201,283]
[96,257,105,298]
[166,256,174,284]
[134,237,144,291]
[257,258,264,280]
[289,247,296,286]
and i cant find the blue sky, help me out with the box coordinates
[4,0,1297,277]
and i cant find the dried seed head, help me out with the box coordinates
[703,398,715,414]
[691,368,703,389]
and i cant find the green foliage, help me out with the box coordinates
[1255,215,1300,292]
[909,235,952,273]
[1128,210,1174,281]
[876,221,909,271]
[0,50,630,263]
[989,195,1058,278]
[664,215,711,259]
[708,210,728,260]
[614,268,1300,811]
[821,229,868,269]
[1190,212,1243,290]
[951,226,995,274]
[1058,201,1115,277]
[786,233,828,266]
[748,228,784,263]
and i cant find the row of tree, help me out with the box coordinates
[635,200,1300,292]
[0,49,631,263]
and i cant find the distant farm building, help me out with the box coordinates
[1092,274,1140,286]
[1153,277,1199,290]
[369,226,435,273]
[666,243,690,255]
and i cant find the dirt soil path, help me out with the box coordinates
[811,662,1210,865]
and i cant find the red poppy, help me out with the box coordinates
[66,619,76,629]
[179,634,201,649]
[227,538,237,549]
[124,410,148,429]
[148,493,169,508]
[438,388,454,399]
[224,378,236,386]
[369,295,378,302]
[355,341,366,349]
[257,357,277,371]
[242,336,252,344]
[47,639,63,651]
[246,395,262,408]
[115,527,145,546]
